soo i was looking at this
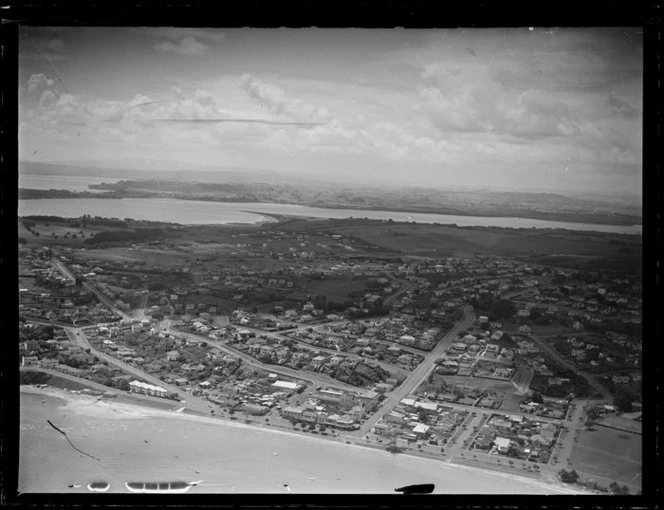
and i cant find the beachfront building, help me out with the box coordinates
[313,388,356,408]
[494,437,511,454]
[129,380,168,398]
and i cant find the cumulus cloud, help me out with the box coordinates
[39,90,57,107]
[239,74,286,113]
[239,74,332,123]
[45,38,65,54]
[608,92,639,118]
[499,89,580,137]
[419,86,482,132]
[28,85,233,140]
[154,36,210,57]
[20,31,67,61]
[193,88,215,106]
[28,73,55,93]
[146,27,226,43]
[419,63,579,138]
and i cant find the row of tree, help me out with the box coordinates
[83,228,165,245]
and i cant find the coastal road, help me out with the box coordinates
[20,366,194,413]
[356,305,476,437]
[169,327,362,393]
[64,327,211,413]
[20,366,125,395]
[22,316,83,329]
[507,330,612,400]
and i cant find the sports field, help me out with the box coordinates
[572,426,641,488]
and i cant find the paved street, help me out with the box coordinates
[356,305,476,437]
[508,330,612,400]
[51,258,133,321]
[168,327,362,392]
[228,323,410,378]
[64,327,211,413]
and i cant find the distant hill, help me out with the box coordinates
[17,160,641,224]
[18,160,321,185]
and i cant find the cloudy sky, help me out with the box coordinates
[19,27,642,194]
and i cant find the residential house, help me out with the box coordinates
[494,437,511,453]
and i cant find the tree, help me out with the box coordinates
[608,482,629,494]
[489,299,517,320]
[114,378,130,391]
[586,406,602,420]
[19,371,50,385]
[531,391,544,404]
[613,391,633,412]
[507,445,521,458]
[386,445,403,454]
[559,469,579,484]
[552,273,567,284]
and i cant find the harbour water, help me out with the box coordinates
[18,175,121,193]
[18,390,580,494]
[17,197,642,234]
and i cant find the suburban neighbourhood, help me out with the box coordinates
[18,215,643,495]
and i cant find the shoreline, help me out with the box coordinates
[20,385,585,495]
[18,196,642,230]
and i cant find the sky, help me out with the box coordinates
[18,27,643,194]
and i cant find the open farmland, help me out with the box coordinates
[19,222,102,246]
[76,246,191,268]
[305,220,642,270]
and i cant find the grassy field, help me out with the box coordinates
[19,216,641,273]
[19,222,101,246]
[528,254,640,273]
[77,246,191,268]
[572,426,642,487]
[303,278,368,302]
[528,323,574,337]
[291,220,644,270]
[439,375,519,398]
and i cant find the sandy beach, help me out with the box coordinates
[19,386,584,495]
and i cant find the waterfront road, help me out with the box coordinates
[356,305,476,437]
[64,327,211,413]
[168,327,363,393]
[19,366,195,412]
